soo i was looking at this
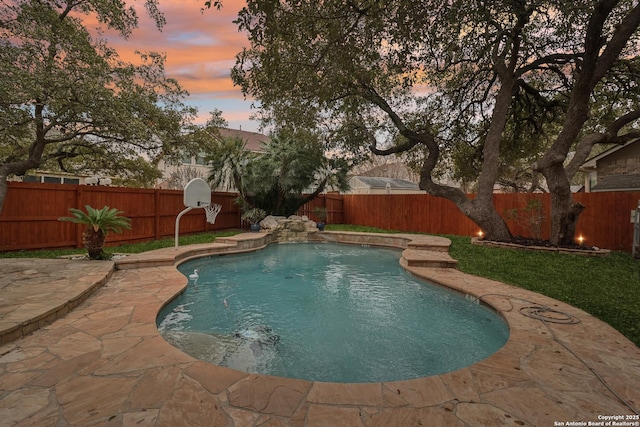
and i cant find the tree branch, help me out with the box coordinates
[593,3,640,84]
[565,108,640,177]
[607,109,640,135]
[516,53,582,77]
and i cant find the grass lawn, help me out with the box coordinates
[0,229,243,259]
[1,225,639,347]
[447,234,640,347]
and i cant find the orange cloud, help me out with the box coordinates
[82,0,259,129]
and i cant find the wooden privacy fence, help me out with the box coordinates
[343,191,640,252]
[0,182,241,251]
[296,193,344,224]
[1,182,639,252]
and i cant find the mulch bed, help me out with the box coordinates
[499,236,597,251]
[473,236,609,256]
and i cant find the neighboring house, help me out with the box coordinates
[6,128,270,189]
[580,139,640,192]
[8,172,82,185]
[157,128,269,190]
[350,162,423,194]
[346,176,425,194]
[356,162,420,182]
[7,171,111,185]
[218,127,269,151]
[354,161,474,192]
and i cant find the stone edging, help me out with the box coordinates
[471,237,611,256]
[0,260,115,345]
[113,230,458,271]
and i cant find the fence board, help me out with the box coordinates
[573,192,639,252]
[296,193,344,224]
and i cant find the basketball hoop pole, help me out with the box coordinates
[176,178,212,249]
[175,207,194,249]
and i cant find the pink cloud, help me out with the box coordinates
[83,0,259,129]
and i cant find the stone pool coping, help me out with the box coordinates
[0,231,638,425]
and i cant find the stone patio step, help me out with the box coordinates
[406,241,450,252]
[402,249,458,268]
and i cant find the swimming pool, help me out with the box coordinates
[157,242,509,383]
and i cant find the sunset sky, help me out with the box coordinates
[103,0,261,132]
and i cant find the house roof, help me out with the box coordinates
[581,139,639,170]
[357,162,419,182]
[590,173,640,192]
[350,176,420,189]
[217,128,269,152]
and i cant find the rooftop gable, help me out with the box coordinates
[217,128,269,152]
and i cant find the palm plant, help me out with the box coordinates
[59,205,131,260]
[312,206,328,222]
[241,207,267,224]
[312,206,328,231]
[243,130,350,216]
[205,129,350,217]
[206,136,255,197]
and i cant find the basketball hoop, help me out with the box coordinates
[176,178,212,249]
[204,203,222,224]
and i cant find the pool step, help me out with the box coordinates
[402,249,458,268]
[406,241,450,252]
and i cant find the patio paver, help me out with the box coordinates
[0,232,638,426]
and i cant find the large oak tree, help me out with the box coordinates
[227,0,640,245]
[0,0,211,213]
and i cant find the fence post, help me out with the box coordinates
[154,189,160,240]
[75,185,83,248]
[633,200,640,259]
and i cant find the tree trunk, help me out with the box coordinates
[419,176,513,241]
[462,197,513,242]
[531,4,640,246]
[83,228,106,260]
[365,62,516,243]
[543,163,585,246]
[0,119,47,214]
[550,194,585,247]
[0,171,8,215]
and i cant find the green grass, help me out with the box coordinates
[446,234,640,347]
[2,225,639,347]
[0,229,243,259]
[111,229,242,254]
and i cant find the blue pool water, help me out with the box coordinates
[157,243,509,383]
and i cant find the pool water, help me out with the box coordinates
[157,243,509,383]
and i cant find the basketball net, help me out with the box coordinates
[204,203,222,224]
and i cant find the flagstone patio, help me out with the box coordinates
[0,231,638,426]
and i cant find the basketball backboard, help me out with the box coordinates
[183,178,211,208]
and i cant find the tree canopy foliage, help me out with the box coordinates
[207,129,350,217]
[229,0,640,245]
[0,0,215,212]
